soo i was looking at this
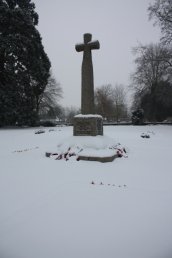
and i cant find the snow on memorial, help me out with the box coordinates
[46,33,127,162]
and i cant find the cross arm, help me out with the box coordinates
[75,43,85,52]
[88,40,100,50]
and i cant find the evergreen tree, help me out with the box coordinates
[0,0,51,126]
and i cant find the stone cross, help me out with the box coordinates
[75,33,100,114]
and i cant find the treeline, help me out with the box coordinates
[1,0,172,126]
[39,84,129,124]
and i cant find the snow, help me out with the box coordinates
[56,135,116,155]
[0,125,172,258]
[54,134,126,159]
[74,114,103,118]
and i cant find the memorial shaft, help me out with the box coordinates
[75,33,100,114]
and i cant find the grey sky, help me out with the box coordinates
[34,0,160,108]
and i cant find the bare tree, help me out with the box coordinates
[148,0,172,45]
[131,43,171,95]
[131,43,172,121]
[39,72,63,119]
[95,84,115,120]
[113,85,127,122]
[64,106,80,123]
[95,84,127,122]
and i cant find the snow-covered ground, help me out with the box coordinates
[0,125,172,258]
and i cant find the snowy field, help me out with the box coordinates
[0,125,172,258]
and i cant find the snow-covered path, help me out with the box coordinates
[0,125,172,258]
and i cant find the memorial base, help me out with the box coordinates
[73,114,103,136]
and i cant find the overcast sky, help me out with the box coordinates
[34,0,161,108]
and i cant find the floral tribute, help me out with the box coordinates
[46,143,128,161]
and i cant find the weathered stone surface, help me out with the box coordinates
[74,33,103,137]
[75,33,100,114]
[73,115,103,136]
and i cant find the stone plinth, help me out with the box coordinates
[78,154,117,163]
[73,114,103,136]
